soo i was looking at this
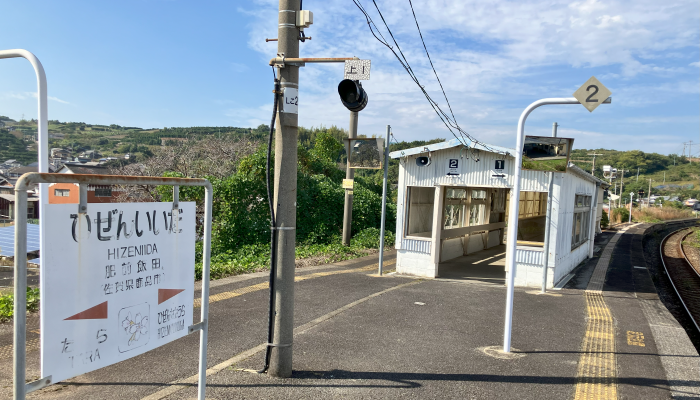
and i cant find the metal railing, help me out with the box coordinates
[13,173,213,400]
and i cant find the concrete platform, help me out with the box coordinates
[4,224,699,399]
[437,245,506,284]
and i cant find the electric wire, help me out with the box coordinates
[350,0,505,156]
[259,67,280,374]
[407,0,458,126]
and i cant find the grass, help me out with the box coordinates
[631,206,695,223]
[0,288,40,322]
[196,228,395,281]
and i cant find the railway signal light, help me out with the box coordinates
[338,79,368,112]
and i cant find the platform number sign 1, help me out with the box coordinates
[446,159,460,176]
[573,76,611,112]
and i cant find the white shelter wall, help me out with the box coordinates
[399,149,549,192]
[552,173,597,283]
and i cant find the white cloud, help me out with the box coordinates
[3,91,71,105]
[243,0,699,150]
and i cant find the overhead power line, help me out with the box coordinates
[351,0,505,156]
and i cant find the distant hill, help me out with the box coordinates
[0,129,38,164]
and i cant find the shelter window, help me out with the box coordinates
[515,191,548,243]
[54,189,70,197]
[518,191,547,218]
[443,188,467,229]
[572,195,592,250]
[405,186,434,238]
[469,190,488,226]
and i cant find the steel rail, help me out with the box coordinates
[659,228,700,333]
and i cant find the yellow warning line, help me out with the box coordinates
[0,337,39,360]
[194,260,396,308]
[574,292,618,399]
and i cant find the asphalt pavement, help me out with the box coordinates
[1,224,698,399]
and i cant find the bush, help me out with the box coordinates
[601,209,609,228]
[0,288,40,322]
[351,227,396,248]
[612,207,630,224]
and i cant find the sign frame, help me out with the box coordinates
[12,173,213,400]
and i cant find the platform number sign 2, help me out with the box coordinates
[446,159,460,176]
[573,76,611,112]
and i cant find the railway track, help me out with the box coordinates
[660,227,700,332]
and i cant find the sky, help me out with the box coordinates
[1,0,698,156]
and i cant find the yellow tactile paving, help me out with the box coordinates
[573,292,618,399]
[0,337,39,360]
[193,259,396,308]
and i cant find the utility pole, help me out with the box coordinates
[552,122,558,137]
[270,0,300,378]
[629,192,634,223]
[648,178,652,209]
[588,152,603,175]
[636,167,639,182]
[688,141,693,164]
[342,112,358,245]
[619,169,626,208]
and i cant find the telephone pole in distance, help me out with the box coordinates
[588,152,603,175]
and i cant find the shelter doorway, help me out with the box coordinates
[436,188,548,284]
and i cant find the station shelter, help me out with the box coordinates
[389,138,608,288]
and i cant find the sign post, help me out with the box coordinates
[378,125,391,275]
[503,77,611,353]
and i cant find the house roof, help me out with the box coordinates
[0,194,39,202]
[57,164,110,174]
[389,138,515,159]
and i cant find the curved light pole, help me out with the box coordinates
[503,96,611,353]
[0,49,48,400]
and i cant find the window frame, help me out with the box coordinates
[571,194,592,250]
[404,186,435,239]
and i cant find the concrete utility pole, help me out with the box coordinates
[619,169,625,208]
[648,178,652,209]
[629,192,634,223]
[342,112,358,246]
[552,122,558,137]
[636,167,639,182]
[270,0,300,378]
[588,152,603,175]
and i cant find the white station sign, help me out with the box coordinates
[573,76,611,112]
[41,202,195,383]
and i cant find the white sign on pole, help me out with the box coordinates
[344,60,371,80]
[573,76,611,112]
[445,158,460,176]
[41,202,195,383]
[282,87,298,114]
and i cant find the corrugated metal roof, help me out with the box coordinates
[390,138,515,159]
[567,163,610,187]
[0,224,40,256]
